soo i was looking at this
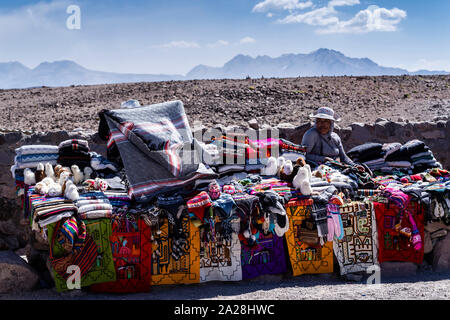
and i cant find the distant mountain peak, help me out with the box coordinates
[186,49,450,79]
[0,49,448,89]
[311,48,344,56]
[33,60,87,72]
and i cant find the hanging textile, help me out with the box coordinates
[240,231,287,280]
[373,200,425,264]
[47,218,116,292]
[151,216,201,285]
[200,219,242,282]
[284,199,334,276]
[333,201,379,275]
[90,217,152,293]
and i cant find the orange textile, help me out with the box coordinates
[284,200,333,276]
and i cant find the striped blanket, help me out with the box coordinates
[99,100,217,203]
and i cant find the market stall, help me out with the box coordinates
[10,100,450,293]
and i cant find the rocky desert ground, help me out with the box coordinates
[0,75,449,133]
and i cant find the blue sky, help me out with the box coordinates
[0,0,449,74]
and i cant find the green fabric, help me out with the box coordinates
[47,218,116,292]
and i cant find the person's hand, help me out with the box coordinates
[324,157,334,163]
[355,164,365,172]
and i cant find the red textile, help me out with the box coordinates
[373,201,424,264]
[90,218,152,293]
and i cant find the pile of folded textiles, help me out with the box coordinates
[11,145,59,196]
[347,140,442,175]
[58,139,91,169]
[104,191,132,208]
[27,187,77,233]
[75,192,113,220]
[13,145,59,170]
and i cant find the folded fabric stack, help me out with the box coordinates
[347,142,384,164]
[386,140,440,173]
[75,192,113,220]
[348,140,442,176]
[29,190,77,231]
[410,149,441,173]
[12,145,59,170]
[58,139,91,169]
[104,191,132,208]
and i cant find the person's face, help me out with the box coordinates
[316,118,332,135]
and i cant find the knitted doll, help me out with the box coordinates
[208,180,221,200]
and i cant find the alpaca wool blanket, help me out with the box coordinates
[99,100,217,203]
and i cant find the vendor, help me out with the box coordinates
[301,106,355,167]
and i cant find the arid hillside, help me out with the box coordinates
[0,75,449,133]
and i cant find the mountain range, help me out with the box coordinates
[1,49,448,89]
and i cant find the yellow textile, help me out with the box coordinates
[284,200,334,276]
[151,216,200,285]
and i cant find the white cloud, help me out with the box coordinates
[253,0,313,13]
[153,41,201,49]
[279,6,339,26]
[275,1,406,34]
[207,40,230,48]
[267,12,274,18]
[0,0,70,36]
[328,0,359,8]
[239,36,257,44]
[318,5,407,34]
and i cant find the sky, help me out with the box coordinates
[0,0,449,75]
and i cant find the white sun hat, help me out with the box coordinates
[309,106,341,122]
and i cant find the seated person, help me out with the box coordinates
[301,106,356,168]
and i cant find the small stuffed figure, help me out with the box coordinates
[277,156,286,171]
[71,165,84,185]
[261,156,278,176]
[222,184,236,195]
[35,181,49,195]
[304,164,312,181]
[48,183,63,197]
[293,167,312,195]
[208,181,221,200]
[35,163,46,183]
[59,171,72,187]
[279,160,294,182]
[53,165,63,179]
[64,180,79,201]
[83,166,94,180]
[44,163,56,182]
[24,168,36,186]
[296,157,306,166]
[84,178,108,192]
[314,164,333,179]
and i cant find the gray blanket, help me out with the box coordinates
[102,100,216,203]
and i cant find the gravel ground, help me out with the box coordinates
[1,270,450,300]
